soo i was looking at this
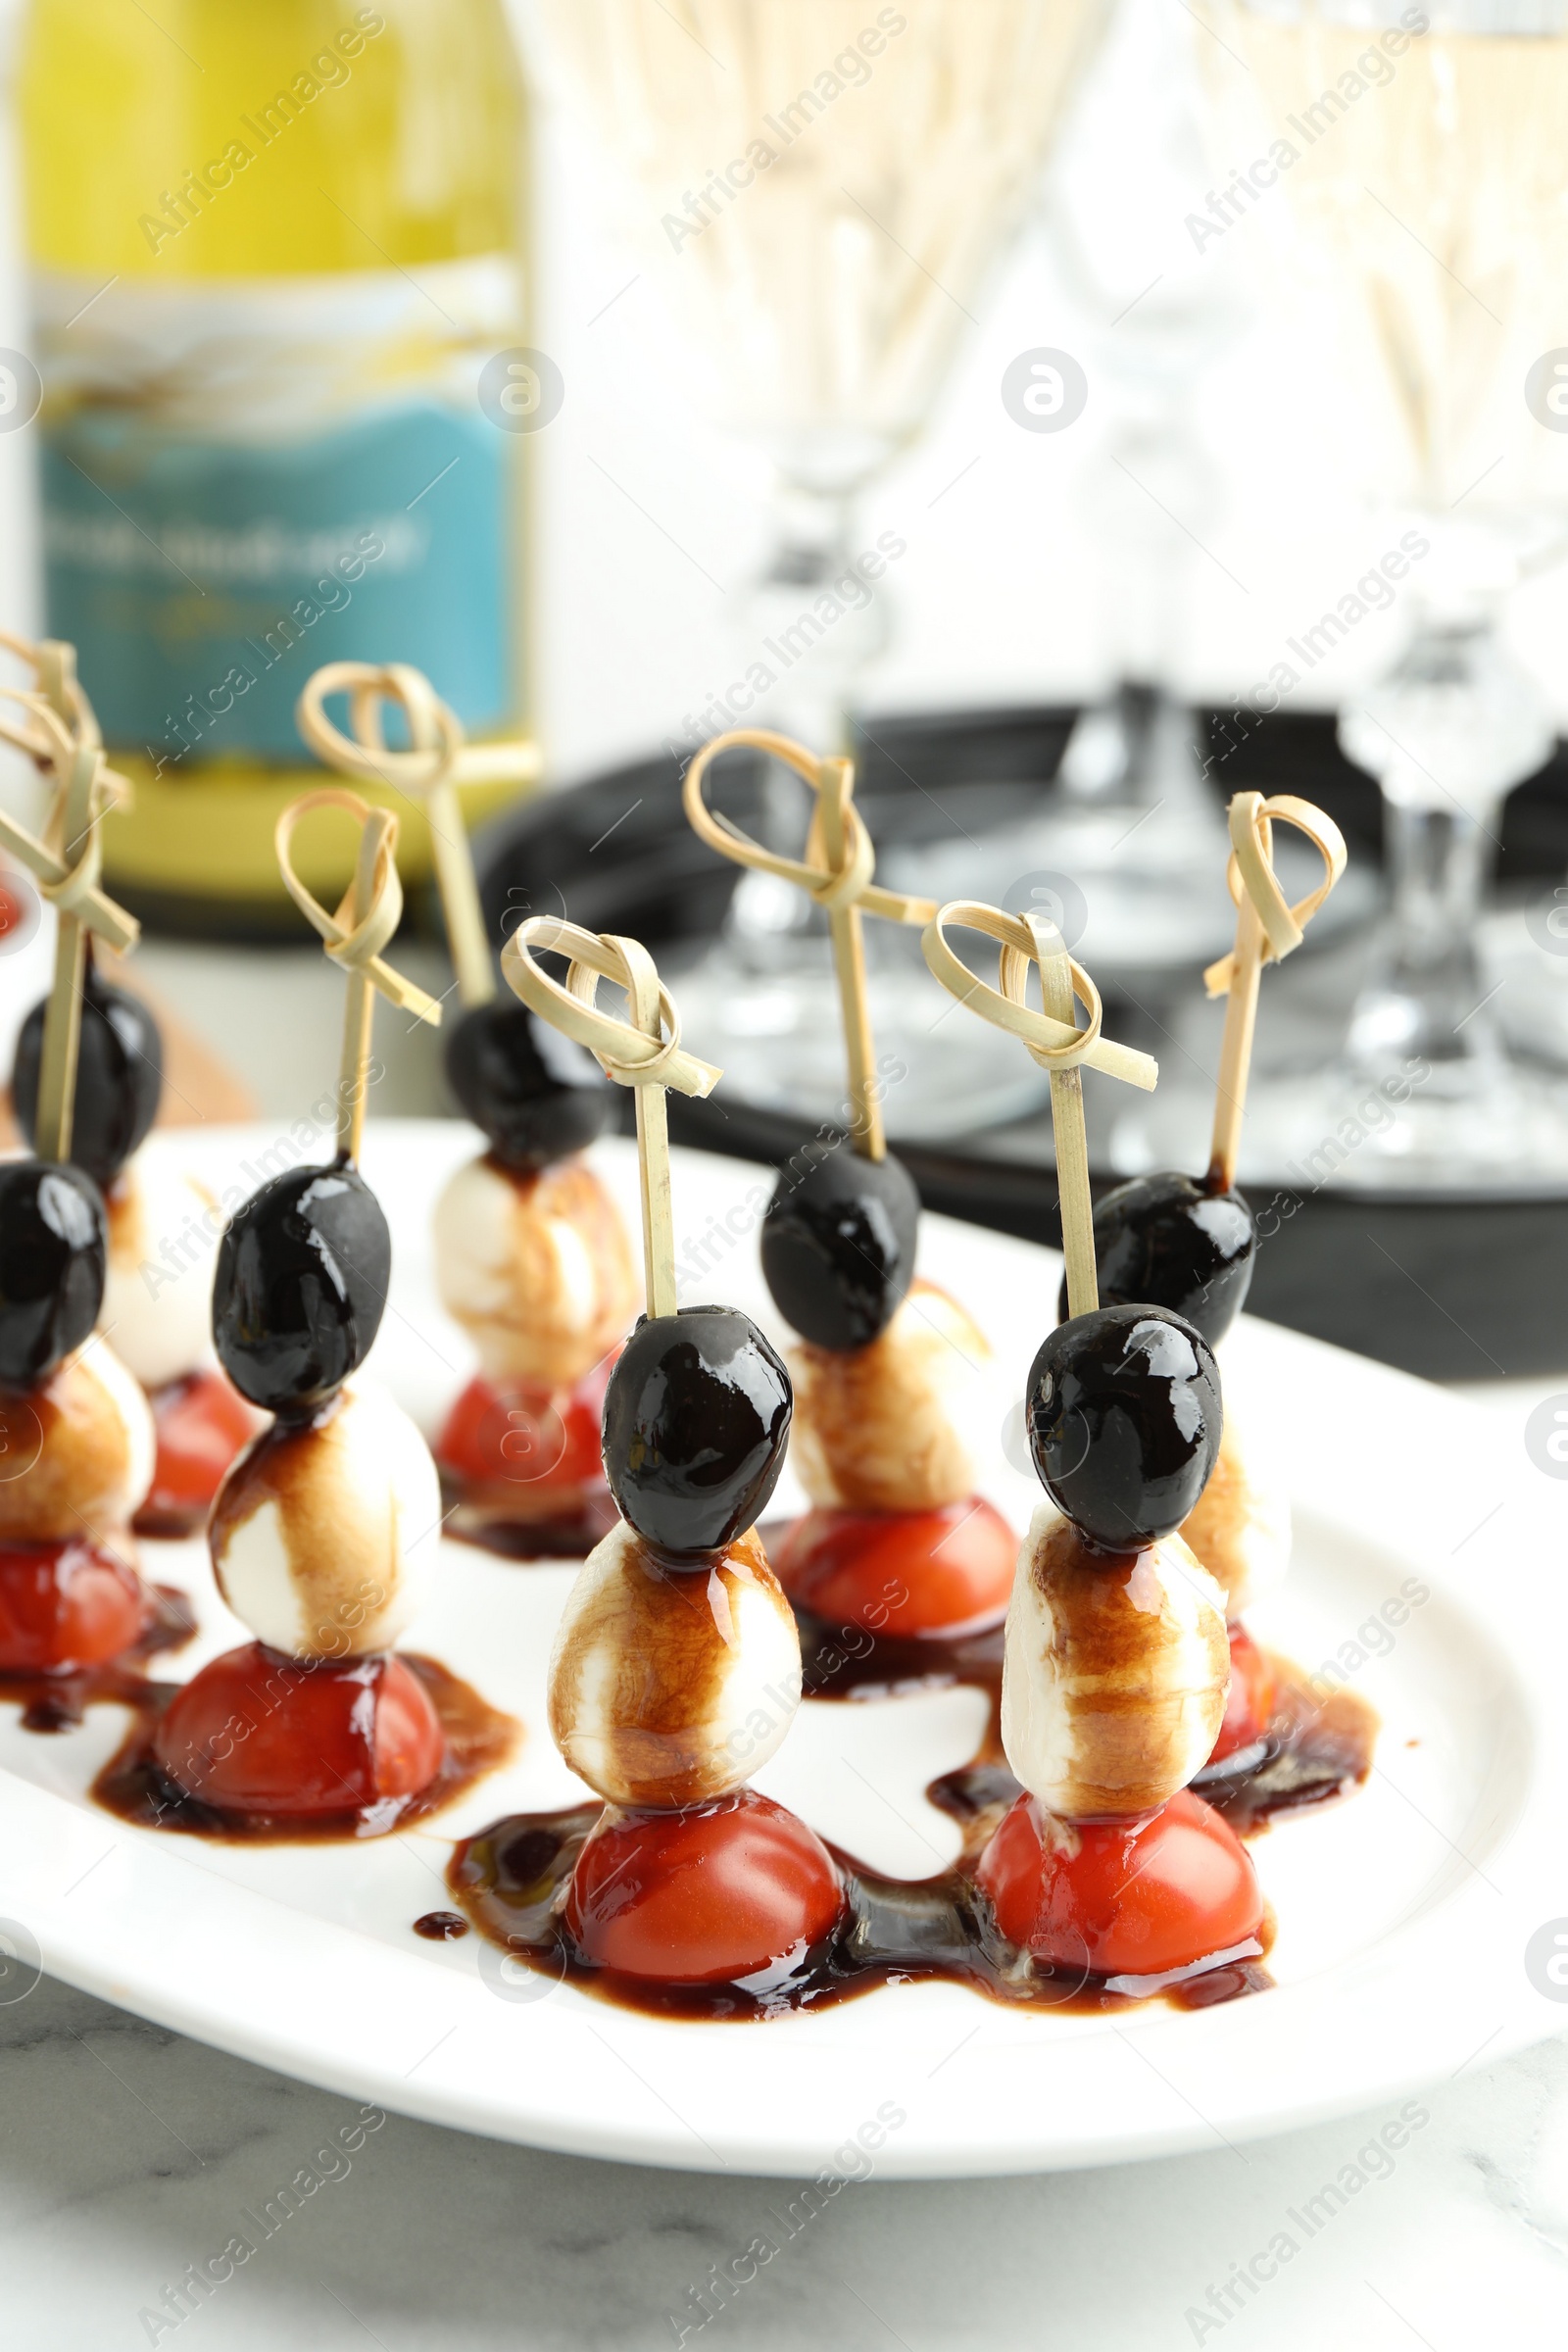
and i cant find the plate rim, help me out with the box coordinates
[2,1119,1562,2178]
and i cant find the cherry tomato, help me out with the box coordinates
[0,1537,147,1672]
[0,878,29,948]
[566,1788,844,1984]
[1207,1622,1277,1765]
[772,1498,1014,1637]
[153,1641,444,1817]
[436,1358,612,1494]
[139,1370,257,1531]
[976,1788,1263,1981]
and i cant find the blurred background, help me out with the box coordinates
[3,0,1568,1375]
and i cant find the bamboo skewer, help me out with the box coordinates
[297,662,522,1010]
[921,901,1158,1323]
[501,917,720,1322]
[274,790,444,1162]
[682,728,935,1161]
[1032,916,1099,1319]
[1207,870,1267,1197]
[34,739,98,1163]
[336,810,395,1161]
[813,756,883,1159]
[0,642,137,1165]
[1202,793,1349,1194]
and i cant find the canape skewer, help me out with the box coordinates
[274,789,443,1159]
[683,728,934,1160]
[297,662,507,1013]
[920,903,1157,1316]
[502,917,720,1321]
[0,639,137,1161]
[1204,792,1347,1193]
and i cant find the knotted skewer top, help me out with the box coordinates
[683,727,935,1161]
[921,900,1158,1093]
[274,788,442,1161]
[0,688,136,956]
[297,660,539,1011]
[275,790,442,1021]
[921,902,1158,1320]
[0,636,138,1162]
[503,916,719,1321]
[1203,792,1347,1191]
[683,727,936,926]
[1203,792,1347,999]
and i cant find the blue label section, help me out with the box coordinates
[41,401,511,761]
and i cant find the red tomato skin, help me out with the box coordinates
[152,1642,444,1817]
[0,1537,148,1672]
[435,1359,612,1494]
[976,1788,1264,1981]
[1206,1622,1278,1764]
[565,1788,845,1984]
[140,1370,257,1528]
[772,1498,1015,1636]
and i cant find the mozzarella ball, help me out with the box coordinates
[433,1152,638,1389]
[103,1154,221,1390]
[1001,1500,1229,1821]
[0,1340,155,1540]
[210,1380,440,1658]
[549,1522,802,1809]
[788,1281,997,1514]
[1180,1386,1291,1617]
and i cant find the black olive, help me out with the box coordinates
[760,1141,918,1350]
[0,1160,106,1394]
[1025,1303,1222,1548]
[1056,1172,1256,1348]
[212,1162,391,1414]
[12,962,163,1192]
[443,998,612,1173]
[603,1306,792,1555]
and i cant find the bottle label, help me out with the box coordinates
[32,257,519,766]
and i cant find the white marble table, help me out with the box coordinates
[2,1969,1565,2350]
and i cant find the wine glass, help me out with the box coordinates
[522,0,1110,739]
[516,0,1114,1138]
[1017,0,1252,984]
[1197,0,1568,1189]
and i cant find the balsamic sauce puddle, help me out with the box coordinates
[448,1626,1377,2023]
[0,1584,196,1733]
[440,1476,617,1563]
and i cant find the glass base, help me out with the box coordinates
[1112,1054,1568,1199]
[668,935,1048,1144]
[1482,899,1568,1073]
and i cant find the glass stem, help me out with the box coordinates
[1348,799,1500,1076]
[742,478,893,759]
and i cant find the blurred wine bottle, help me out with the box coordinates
[19,0,533,931]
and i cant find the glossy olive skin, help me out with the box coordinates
[760,1142,918,1351]
[603,1307,792,1556]
[0,1160,107,1394]
[444,999,612,1173]
[1025,1303,1222,1548]
[213,1162,391,1414]
[1059,1172,1255,1348]
[13,964,163,1192]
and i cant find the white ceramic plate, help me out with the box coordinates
[1,1120,1561,2179]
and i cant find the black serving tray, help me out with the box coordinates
[471,706,1568,1380]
